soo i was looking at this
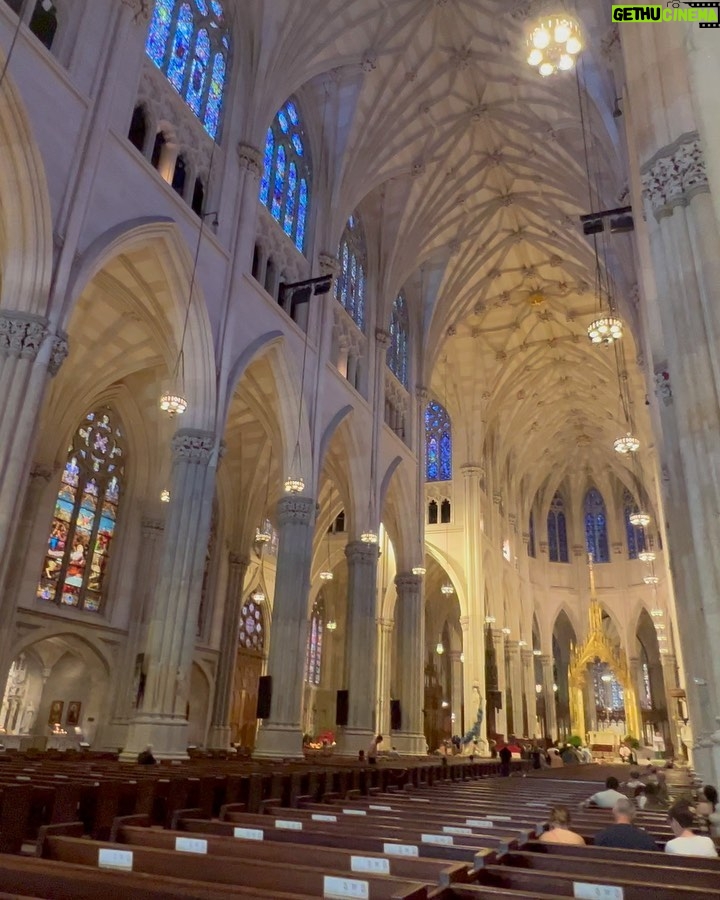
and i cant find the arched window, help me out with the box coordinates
[428,500,438,525]
[259,98,310,254]
[145,0,229,140]
[585,488,610,563]
[528,511,536,558]
[547,492,568,563]
[37,409,124,612]
[425,400,452,482]
[623,488,646,560]
[387,292,409,387]
[335,214,366,329]
[238,597,265,652]
[305,595,324,685]
[29,1,58,51]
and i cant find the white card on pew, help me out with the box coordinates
[233,827,264,841]
[275,819,303,830]
[323,875,369,899]
[342,808,367,816]
[573,883,624,900]
[351,856,390,875]
[443,826,472,835]
[525,802,548,807]
[383,842,418,857]
[488,815,512,821]
[422,833,454,845]
[465,819,494,828]
[409,797,430,802]
[174,836,207,854]
[98,848,133,871]
[313,814,338,822]
[369,804,392,811]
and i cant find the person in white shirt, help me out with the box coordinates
[582,776,626,809]
[665,802,719,858]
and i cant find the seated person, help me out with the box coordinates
[547,746,564,768]
[624,769,644,793]
[693,785,720,837]
[367,734,383,764]
[665,802,719,857]
[539,805,585,846]
[594,798,659,851]
[582,776,626,808]
[137,744,157,765]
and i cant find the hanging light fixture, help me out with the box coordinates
[284,340,309,493]
[460,652,465,663]
[485,615,496,625]
[638,549,656,563]
[255,446,275,544]
[255,522,272,544]
[519,640,528,647]
[614,432,640,454]
[526,13,582,77]
[629,511,651,527]
[160,489,170,503]
[320,489,335,581]
[436,641,445,655]
[441,582,454,595]
[588,316,623,345]
[533,648,542,656]
[650,608,664,618]
[643,574,659,585]
[251,585,265,603]
[326,620,337,631]
[412,565,426,576]
[502,627,512,636]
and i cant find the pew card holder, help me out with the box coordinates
[573,884,624,900]
[98,848,133,871]
[323,875,370,899]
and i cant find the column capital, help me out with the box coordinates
[0,311,48,360]
[521,648,534,665]
[318,253,341,277]
[491,628,505,645]
[449,650,463,663]
[395,572,422,592]
[459,615,470,631]
[416,385,430,403]
[236,142,262,177]
[572,543,585,558]
[375,328,391,348]
[171,429,216,465]
[506,639,520,653]
[376,617,394,632]
[460,463,484,478]
[29,464,54,483]
[540,654,553,667]
[345,540,379,564]
[141,517,164,535]
[277,494,315,526]
[48,330,69,377]
[641,131,708,219]
[229,552,251,569]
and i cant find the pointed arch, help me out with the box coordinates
[547,492,568,563]
[425,400,452,482]
[584,488,610,563]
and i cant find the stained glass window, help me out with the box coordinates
[585,488,610,563]
[239,598,265,652]
[335,214,367,330]
[37,409,124,613]
[547,492,568,563]
[425,400,452,482]
[259,98,311,253]
[641,658,653,710]
[145,0,229,140]
[305,595,325,686]
[387,292,409,388]
[528,511,536,558]
[623,488,646,560]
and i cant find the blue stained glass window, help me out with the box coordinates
[336,214,366,330]
[387,292,409,388]
[146,1,229,140]
[425,400,452,482]
[623,488,646,560]
[204,52,225,139]
[272,144,285,220]
[284,163,297,237]
[585,488,610,563]
[548,492,568,562]
[146,0,174,66]
[259,128,274,205]
[259,98,311,255]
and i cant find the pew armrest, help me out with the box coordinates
[109,813,152,842]
[258,797,282,814]
[170,807,203,830]
[472,848,496,871]
[36,822,84,858]
[219,802,247,820]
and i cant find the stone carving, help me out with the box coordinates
[345,540,379,565]
[30,464,53,483]
[171,430,216,465]
[236,143,262,178]
[0,312,48,359]
[48,330,69,377]
[277,494,314,527]
[654,366,672,406]
[641,132,709,218]
[318,253,340,277]
[121,0,152,23]
[375,328,391,348]
[395,573,422,593]
[361,52,378,72]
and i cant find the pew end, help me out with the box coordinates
[36,821,84,857]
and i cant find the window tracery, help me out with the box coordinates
[425,400,452,482]
[238,597,264,652]
[37,409,124,612]
[585,488,610,563]
[547,492,568,563]
[145,0,229,139]
[335,214,366,329]
[387,292,409,388]
[259,99,310,254]
[305,594,325,686]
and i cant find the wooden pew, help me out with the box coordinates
[522,838,720,871]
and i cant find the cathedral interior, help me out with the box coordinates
[0,0,719,784]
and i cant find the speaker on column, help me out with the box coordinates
[336,689,349,726]
[256,676,272,719]
[390,699,402,731]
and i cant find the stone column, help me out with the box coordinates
[522,648,538,739]
[449,650,464,737]
[337,540,379,755]
[491,629,508,738]
[375,618,393,740]
[393,573,425,754]
[661,652,682,760]
[207,553,250,749]
[254,495,315,759]
[541,655,557,741]
[234,144,263,275]
[122,429,218,759]
[506,640,523,738]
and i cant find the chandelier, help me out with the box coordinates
[588,316,623,345]
[441,582,454,595]
[284,472,305,494]
[629,511,651,527]
[526,15,582,77]
[412,565,426,576]
[638,550,656,563]
[251,586,265,603]
[650,608,663,617]
[614,432,640,454]
[255,523,272,544]
[485,615,496,624]
[643,575,659,585]
[319,570,334,582]
[361,529,378,544]
[160,489,170,503]
[159,392,188,417]
[326,620,337,631]
[436,642,445,655]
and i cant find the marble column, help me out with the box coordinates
[541,654,557,741]
[207,553,250,749]
[449,650,464,737]
[491,629,508,738]
[254,495,315,759]
[661,653,682,760]
[122,429,218,759]
[506,640,523,738]
[375,618,393,741]
[337,540,379,754]
[521,648,538,739]
[393,573,425,754]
